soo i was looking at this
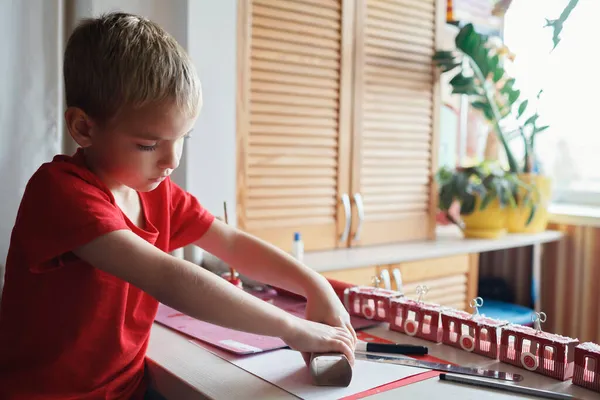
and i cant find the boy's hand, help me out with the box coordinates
[281,316,356,366]
[301,278,357,365]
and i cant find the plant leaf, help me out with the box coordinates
[439,185,454,211]
[537,89,544,99]
[517,100,528,119]
[482,105,494,121]
[449,73,473,87]
[524,114,539,127]
[455,23,475,51]
[508,89,520,105]
[493,67,504,82]
[456,173,471,198]
[456,24,482,57]
[534,125,550,134]
[471,101,488,111]
[489,54,499,74]
[501,78,515,94]
[526,203,537,225]
[460,194,476,215]
[452,85,479,96]
[480,193,494,210]
[442,62,461,72]
[433,51,456,61]
[475,48,490,78]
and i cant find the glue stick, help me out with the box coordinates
[291,232,304,262]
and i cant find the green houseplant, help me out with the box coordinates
[436,161,535,238]
[433,23,548,174]
[432,21,553,233]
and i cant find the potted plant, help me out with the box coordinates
[433,22,551,233]
[436,162,535,239]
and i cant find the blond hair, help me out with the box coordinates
[64,12,201,123]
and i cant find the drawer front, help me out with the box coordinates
[321,266,379,287]
[387,254,474,311]
[392,254,470,282]
[320,254,478,312]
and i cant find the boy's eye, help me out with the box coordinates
[137,143,157,151]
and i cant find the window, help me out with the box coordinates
[503,0,600,205]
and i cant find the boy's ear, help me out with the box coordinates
[64,107,95,148]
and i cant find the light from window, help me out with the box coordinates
[504,0,600,203]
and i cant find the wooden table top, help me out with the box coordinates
[147,321,599,400]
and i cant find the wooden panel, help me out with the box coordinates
[393,254,470,282]
[237,0,355,252]
[321,266,379,286]
[384,254,474,311]
[467,253,479,305]
[404,275,467,310]
[348,0,444,246]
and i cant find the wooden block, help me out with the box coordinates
[309,353,353,387]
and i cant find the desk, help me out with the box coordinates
[147,322,600,399]
[146,229,566,398]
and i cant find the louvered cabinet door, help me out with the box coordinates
[348,0,444,246]
[237,0,355,251]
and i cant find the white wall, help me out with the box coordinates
[185,0,237,224]
[184,0,238,262]
[0,0,237,287]
[0,0,64,289]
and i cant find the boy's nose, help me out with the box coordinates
[158,147,180,170]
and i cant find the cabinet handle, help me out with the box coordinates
[379,269,391,290]
[353,193,364,241]
[392,268,404,295]
[340,193,351,242]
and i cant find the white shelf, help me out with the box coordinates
[303,227,564,272]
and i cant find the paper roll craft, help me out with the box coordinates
[389,285,444,343]
[309,353,353,387]
[573,342,600,392]
[343,286,402,322]
[499,312,579,380]
[440,297,509,359]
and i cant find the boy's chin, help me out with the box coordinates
[134,180,163,192]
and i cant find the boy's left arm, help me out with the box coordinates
[195,219,357,343]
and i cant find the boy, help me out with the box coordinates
[0,12,356,399]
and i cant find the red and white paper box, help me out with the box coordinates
[389,297,444,343]
[343,286,402,322]
[499,324,579,380]
[573,342,600,391]
[440,309,508,359]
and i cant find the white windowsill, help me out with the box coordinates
[548,203,600,227]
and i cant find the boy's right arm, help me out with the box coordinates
[72,229,355,364]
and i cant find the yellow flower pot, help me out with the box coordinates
[461,199,509,239]
[507,174,552,233]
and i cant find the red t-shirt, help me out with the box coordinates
[0,149,215,399]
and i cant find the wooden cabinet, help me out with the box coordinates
[382,254,479,311]
[348,0,443,247]
[236,0,444,252]
[236,0,355,252]
[321,254,479,312]
[321,265,380,287]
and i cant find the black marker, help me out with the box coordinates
[355,342,428,355]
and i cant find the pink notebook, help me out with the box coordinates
[154,290,379,355]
